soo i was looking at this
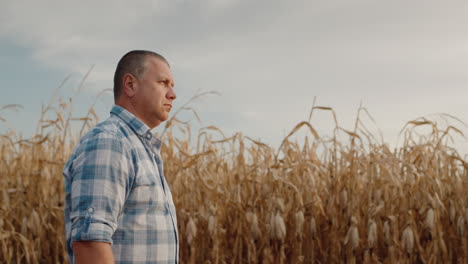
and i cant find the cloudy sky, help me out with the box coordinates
[1,0,467,153]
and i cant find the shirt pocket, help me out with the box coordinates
[123,166,167,215]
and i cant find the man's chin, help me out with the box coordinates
[160,116,169,123]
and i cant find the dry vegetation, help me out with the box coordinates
[0,95,467,263]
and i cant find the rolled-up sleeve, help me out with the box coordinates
[68,131,134,245]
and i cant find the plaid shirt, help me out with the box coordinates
[63,105,179,263]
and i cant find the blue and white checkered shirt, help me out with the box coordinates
[63,105,179,263]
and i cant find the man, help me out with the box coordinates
[63,50,178,263]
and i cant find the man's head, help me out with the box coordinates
[114,50,176,129]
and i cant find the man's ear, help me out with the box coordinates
[122,73,137,97]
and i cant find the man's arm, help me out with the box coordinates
[73,241,114,264]
[67,132,134,263]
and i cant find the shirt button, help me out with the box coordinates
[88,207,94,213]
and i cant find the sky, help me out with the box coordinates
[1,0,467,154]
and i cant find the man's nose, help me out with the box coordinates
[167,88,176,100]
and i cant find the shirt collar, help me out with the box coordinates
[110,105,162,150]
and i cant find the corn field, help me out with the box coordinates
[0,96,467,263]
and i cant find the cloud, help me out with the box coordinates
[1,0,468,152]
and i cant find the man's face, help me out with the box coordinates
[133,57,176,128]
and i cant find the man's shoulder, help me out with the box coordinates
[71,116,136,157]
[80,115,128,143]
